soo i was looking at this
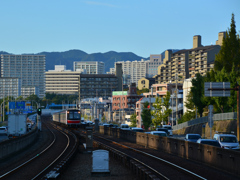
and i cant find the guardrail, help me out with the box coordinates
[173,112,237,131]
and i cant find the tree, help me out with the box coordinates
[214,13,240,73]
[213,67,230,113]
[162,91,172,123]
[130,113,137,127]
[101,115,107,123]
[151,97,164,128]
[227,64,239,112]
[141,101,152,130]
[137,88,149,95]
[191,73,207,117]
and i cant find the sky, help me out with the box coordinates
[0,0,239,58]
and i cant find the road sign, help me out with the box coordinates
[204,82,230,97]
[16,101,25,110]
[9,102,15,109]
[26,102,31,106]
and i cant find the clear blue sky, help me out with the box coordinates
[0,0,239,58]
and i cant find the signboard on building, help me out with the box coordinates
[80,104,91,109]
[112,91,128,96]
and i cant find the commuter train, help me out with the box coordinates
[52,109,81,127]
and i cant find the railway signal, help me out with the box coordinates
[37,108,42,115]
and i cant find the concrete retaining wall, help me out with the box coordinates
[0,127,39,160]
[99,126,240,177]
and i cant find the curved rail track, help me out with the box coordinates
[75,129,239,180]
[0,117,78,180]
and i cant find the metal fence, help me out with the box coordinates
[173,112,237,131]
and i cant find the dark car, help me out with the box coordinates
[197,139,221,147]
[156,128,169,136]
[109,124,119,128]
[184,134,201,142]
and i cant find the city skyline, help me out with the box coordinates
[0,0,239,58]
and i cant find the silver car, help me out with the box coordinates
[213,133,240,150]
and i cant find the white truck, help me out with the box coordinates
[8,114,27,138]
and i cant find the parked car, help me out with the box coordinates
[150,131,167,137]
[120,124,131,130]
[102,123,110,127]
[131,127,144,132]
[162,125,173,136]
[196,139,221,147]
[0,126,8,135]
[213,133,240,150]
[109,124,119,128]
[156,128,170,136]
[184,134,201,142]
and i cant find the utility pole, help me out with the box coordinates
[175,73,178,125]
[78,76,81,108]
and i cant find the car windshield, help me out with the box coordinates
[220,136,237,143]
[132,129,143,132]
[153,133,167,137]
[188,135,201,139]
[121,125,129,128]
[164,126,172,130]
[201,141,221,147]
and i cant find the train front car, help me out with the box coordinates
[66,109,81,127]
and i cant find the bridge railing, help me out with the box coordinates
[172,112,237,131]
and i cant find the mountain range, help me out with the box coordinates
[0,49,180,73]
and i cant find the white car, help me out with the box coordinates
[162,125,173,136]
[0,126,8,135]
[150,131,167,137]
[213,133,240,150]
[120,124,131,130]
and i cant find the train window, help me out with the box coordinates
[73,111,81,119]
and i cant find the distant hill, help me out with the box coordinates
[0,49,181,73]
[38,50,149,72]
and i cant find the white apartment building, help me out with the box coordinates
[114,59,149,86]
[0,54,45,98]
[73,61,105,74]
[45,65,81,95]
[21,86,39,99]
[147,54,162,78]
[0,77,21,99]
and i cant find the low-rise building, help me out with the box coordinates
[138,77,155,90]
[112,83,143,123]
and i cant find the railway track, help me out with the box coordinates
[74,130,239,180]
[0,117,78,180]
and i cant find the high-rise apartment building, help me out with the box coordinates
[73,61,105,74]
[0,54,45,98]
[114,59,149,86]
[147,54,162,78]
[0,77,21,99]
[155,32,225,84]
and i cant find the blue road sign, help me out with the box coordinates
[9,102,15,109]
[16,101,25,110]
